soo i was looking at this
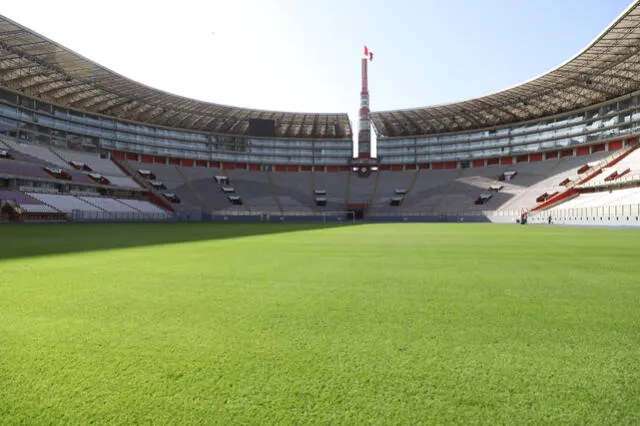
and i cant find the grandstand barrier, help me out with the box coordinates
[527,203,640,227]
[70,210,174,222]
[48,207,529,225]
[210,211,357,224]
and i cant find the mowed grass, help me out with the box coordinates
[1,223,639,424]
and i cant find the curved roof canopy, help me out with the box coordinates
[0,15,351,139]
[371,0,640,138]
[1,2,640,141]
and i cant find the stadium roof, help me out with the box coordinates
[1,2,640,141]
[371,0,640,138]
[0,15,351,139]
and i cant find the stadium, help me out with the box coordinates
[1,2,640,424]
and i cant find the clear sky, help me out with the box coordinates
[0,0,633,114]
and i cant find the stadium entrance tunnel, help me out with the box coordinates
[348,203,366,220]
[0,222,353,261]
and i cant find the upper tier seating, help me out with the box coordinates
[0,142,137,189]
[4,140,69,168]
[137,163,185,188]
[0,159,58,181]
[54,149,126,177]
[103,175,141,189]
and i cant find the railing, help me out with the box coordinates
[18,185,60,194]
[211,210,357,224]
[527,203,640,226]
[367,209,521,218]
[578,173,640,189]
[214,209,347,217]
[71,210,173,222]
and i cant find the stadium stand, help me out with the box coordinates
[548,187,640,210]
[117,199,168,215]
[0,190,57,213]
[102,175,140,189]
[348,174,378,206]
[269,172,314,213]
[26,193,102,213]
[77,196,138,213]
[3,140,69,168]
[54,149,127,177]
[312,172,349,211]
[3,7,640,225]
[369,171,417,213]
[225,170,280,212]
[494,152,611,212]
[0,160,58,181]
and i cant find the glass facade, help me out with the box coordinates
[0,89,352,165]
[377,92,640,164]
[3,86,639,167]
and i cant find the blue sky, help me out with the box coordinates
[0,0,633,115]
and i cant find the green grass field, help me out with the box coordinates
[1,223,639,424]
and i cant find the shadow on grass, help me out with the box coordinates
[0,222,354,261]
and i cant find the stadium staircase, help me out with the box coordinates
[497,158,568,212]
[49,147,71,166]
[266,172,284,213]
[176,166,214,211]
[532,144,639,212]
[344,171,352,208]
[222,169,252,212]
[110,157,175,212]
[79,197,108,212]
[368,171,382,211]
[309,172,317,213]
[24,192,66,218]
[401,170,422,205]
[428,168,464,213]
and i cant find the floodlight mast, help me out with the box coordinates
[357,55,371,159]
[352,48,377,178]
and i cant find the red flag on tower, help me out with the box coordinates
[364,46,373,62]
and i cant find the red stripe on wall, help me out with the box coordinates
[576,146,590,156]
[609,140,623,150]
